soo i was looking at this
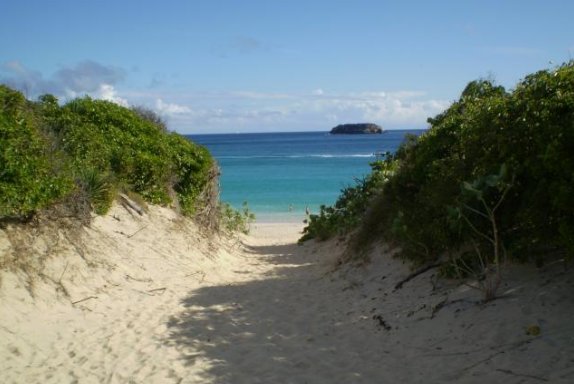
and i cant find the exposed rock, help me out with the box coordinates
[330,123,383,134]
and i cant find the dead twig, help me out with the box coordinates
[127,225,148,238]
[186,271,206,283]
[125,274,152,283]
[430,298,470,318]
[72,296,98,305]
[460,339,532,373]
[495,368,548,382]
[430,297,449,319]
[135,288,166,296]
[58,261,69,284]
[394,262,442,290]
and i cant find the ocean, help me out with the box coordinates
[189,130,424,222]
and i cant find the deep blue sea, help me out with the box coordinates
[189,130,424,222]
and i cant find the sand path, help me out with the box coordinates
[2,214,386,383]
[164,224,399,383]
[2,210,574,383]
[164,225,574,384]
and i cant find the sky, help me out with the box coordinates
[1,1,573,134]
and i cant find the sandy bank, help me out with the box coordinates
[1,205,573,383]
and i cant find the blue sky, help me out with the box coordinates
[1,0,573,134]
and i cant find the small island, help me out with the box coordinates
[330,123,383,134]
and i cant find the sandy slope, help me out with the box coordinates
[1,205,574,383]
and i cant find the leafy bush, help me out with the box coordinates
[300,156,397,242]
[44,97,171,204]
[219,201,255,234]
[166,132,214,216]
[304,62,574,271]
[41,96,216,216]
[0,85,73,219]
[1,86,216,222]
[363,62,574,267]
[130,105,167,132]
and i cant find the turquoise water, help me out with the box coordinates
[190,130,424,222]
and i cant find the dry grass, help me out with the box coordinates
[0,208,87,297]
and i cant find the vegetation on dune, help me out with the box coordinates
[302,62,574,293]
[219,201,256,235]
[299,157,397,242]
[0,86,73,219]
[40,95,216,213]
[0,85,248,231]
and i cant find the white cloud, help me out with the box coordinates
[3,61,450,133]
[295,90,450,127]
[96,84,129,106]
[226,91,293,100]
[54,61,126,93]
[144,89,450,133]
[155,99,192,115]
[1,61,58,96]
[1,60,128,106]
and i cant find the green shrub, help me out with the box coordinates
[1,86,216,223]
[166,133,214,216]
[75,168,115,215]
[219,201,255,234]
[45,97,172,204]
[310,61,574,269]
[0,85,73,219]
[42,96,215,216]
[300,156,397,242]
[371,62,574,266]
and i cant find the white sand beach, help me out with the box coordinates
[1,204,573,383]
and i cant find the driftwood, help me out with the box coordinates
[394,262,442,290]
[119,193,144,216]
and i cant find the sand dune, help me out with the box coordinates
[1,204,573,383]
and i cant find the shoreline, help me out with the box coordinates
[249,221,307,245]
[253,212,309,225]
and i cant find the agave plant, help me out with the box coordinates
[76,168,114,215]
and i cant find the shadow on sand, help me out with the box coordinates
[164,240,385,383]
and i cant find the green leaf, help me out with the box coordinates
[483,174,500,187]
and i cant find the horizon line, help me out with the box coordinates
[185,128,428,136]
